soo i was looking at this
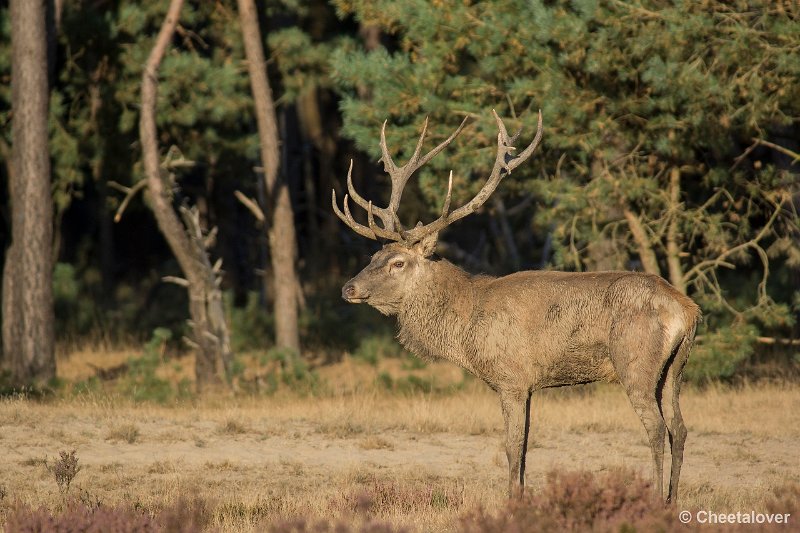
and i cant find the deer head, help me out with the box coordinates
[335,110,543,314]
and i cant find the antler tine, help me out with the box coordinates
[367,201,404,241]
[379,120,398,175]
[345,159,370,211]
[397,169,454,243]
[332,111,542,247]
[507,110,544,172]
[402,110,544,244]
[392,211,406,234]
[385,117,428,214]
[491,109,513,147]
[416,116,470,170]
[331,189,377,240]
[380,116,472,231]
[441,170,453,217]
[408,117,429,167]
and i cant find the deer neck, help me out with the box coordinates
[396,259,477,368]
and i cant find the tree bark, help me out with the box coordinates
[622,207,661,276]
[140,0,232,389]
[236,0,301,356]
[666,167,687,294]
[2,0,56,386]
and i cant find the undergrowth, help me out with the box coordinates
[6,469,797,532]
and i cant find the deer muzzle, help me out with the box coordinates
[342,282,368,303]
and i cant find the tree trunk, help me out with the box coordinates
[140,0,232,390]
[666,167,687,294]
[2,0,56,386]
[236,0,301,356]
[622,207,661,276]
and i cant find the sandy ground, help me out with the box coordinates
[5,416,797,496]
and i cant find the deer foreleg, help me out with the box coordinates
[500,390,532,498]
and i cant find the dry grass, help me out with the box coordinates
[0,351,798,531]
[105,423,140,444]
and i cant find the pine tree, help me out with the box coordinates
[331,0,800,376]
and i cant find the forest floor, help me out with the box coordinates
[0,349,798,531]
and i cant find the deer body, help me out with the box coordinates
[334,112,699,503]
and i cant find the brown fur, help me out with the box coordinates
[342,242,701,502]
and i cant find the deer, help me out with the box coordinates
[332,110,701,504]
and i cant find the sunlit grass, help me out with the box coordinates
[1,347,798,531]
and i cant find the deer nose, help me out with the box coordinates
[342,284,357,300]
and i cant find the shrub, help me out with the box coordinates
[53,262,97,339]
[5,501,159,533]
[353,333,408,365]
[460,468,674,533]
[685,324,758,383]
[118,328,187,404]
[46,450,81,494]
[228,292,274,353]
[5,497,211,533]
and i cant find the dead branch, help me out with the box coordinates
[162,276,189,287]
[753,138,800,165]
[755,336,800,346]
[683,195,785,284]
[234,190,266,223]
[109,179,148,222]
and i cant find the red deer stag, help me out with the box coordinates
[332,111,700,503]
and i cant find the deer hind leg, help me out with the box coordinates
[611,326,666,502]
[627,387,666,502]
[500,390,532,498]
[660,336,691,504]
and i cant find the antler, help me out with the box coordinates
[332,110,543,245]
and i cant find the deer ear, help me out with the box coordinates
[414,232,438,257]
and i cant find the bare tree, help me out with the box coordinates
[334,111,700,503]
[2,0,55,386]
[236,0,302,356]
[138,0,232,389]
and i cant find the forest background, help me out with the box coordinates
[1,0,798,392]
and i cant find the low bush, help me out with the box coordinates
[461,468,799,532]
[461,469,673,532]
[6,496,212,533]
[118,328,193,403]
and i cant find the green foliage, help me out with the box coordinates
[376,371,463,395]
[229,292,275,353]
[1,0,797,386]
[53,263,96,339]
[119,328,192,404]
[353,332,408,365]
[229,290,366,355]
[269,347,319,392]
[332,0,800,356]
[234,348,320,396]
[685,324,759,383]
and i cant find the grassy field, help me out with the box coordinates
[0,348,798,531]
